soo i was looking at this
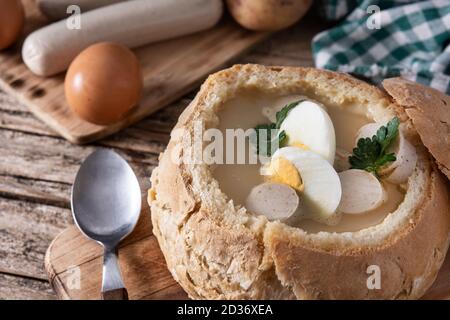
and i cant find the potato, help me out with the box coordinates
[226,0,313,31]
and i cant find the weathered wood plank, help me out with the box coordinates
[130,98,189,134]
[0,129,94,184]
[99,129,169,154]
[0,108,171,155]
[0,122,167,210]
[0,175,70,208]
[0,88,27,113]
[0,89,185,134]
[0,89,184,157]
[0,198,72,280]
[0,106,53,136]
[0,110,170,156]
[0,88,187,135]
[0,130,157,191]
[0,273,55,300]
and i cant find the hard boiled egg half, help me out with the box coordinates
[269,147,342,223]
[279,100,336,164]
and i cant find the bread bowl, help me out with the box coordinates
[148,64,450,299]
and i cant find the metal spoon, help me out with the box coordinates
[71,149,141,300]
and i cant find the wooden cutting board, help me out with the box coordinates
[45,198,450,300]
[0,0,267,144]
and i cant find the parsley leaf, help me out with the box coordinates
[349,117,399,175]
[253,123,277,156]
[275,100,302,129]
[377,116,399,153]
[251,100,303,156]
[278,130,287,146]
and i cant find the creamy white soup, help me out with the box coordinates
[212,90,406,233]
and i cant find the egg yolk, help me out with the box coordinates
[290,142,310,150]
[266,156,303,192]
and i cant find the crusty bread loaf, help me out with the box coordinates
[148,64,450,299]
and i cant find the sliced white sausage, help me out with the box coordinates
[23,0,223,76]
[338,169,387,214]
[37,0,125,21]
[334,147,351,172]
[355,123,379,143]
[355,123,417,184]
[382,134,417,184]
[245,182,299,221]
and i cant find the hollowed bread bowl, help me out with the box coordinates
[148,64,450,299]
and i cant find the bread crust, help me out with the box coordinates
[383,78,450,180]
[149,64,450,299]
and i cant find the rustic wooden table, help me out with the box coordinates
[0,16,322,299]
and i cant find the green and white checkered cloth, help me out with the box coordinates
[312,0,450,94]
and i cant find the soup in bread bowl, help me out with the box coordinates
[148,64,450,299]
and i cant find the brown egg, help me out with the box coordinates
[65,42,143,126]
[0,0,25,50]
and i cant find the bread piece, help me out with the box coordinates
[383,78,450,180]
[148,64,450,299]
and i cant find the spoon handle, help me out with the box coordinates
[102,288,129,300]
[101,246,128,300]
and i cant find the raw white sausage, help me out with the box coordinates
[37,0,125,21]
[23,0,223,76]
